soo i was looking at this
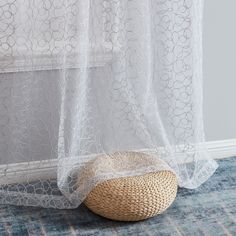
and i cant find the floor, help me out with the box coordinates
[0,157,236,236]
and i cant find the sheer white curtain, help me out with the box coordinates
[0,0,218,209]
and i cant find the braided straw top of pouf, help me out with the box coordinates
[80,152,178,222]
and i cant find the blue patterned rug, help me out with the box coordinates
[0,157,236,236]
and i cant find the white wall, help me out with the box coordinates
[203,0,236,141]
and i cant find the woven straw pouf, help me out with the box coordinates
[81,152,178,222]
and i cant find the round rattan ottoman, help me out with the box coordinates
[81,152,178,222]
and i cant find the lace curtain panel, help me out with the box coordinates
[0,0,218,209]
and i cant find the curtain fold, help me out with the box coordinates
[0,0,218,209]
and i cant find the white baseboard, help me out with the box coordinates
[206,139,236,160]
[1,139,236,184]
